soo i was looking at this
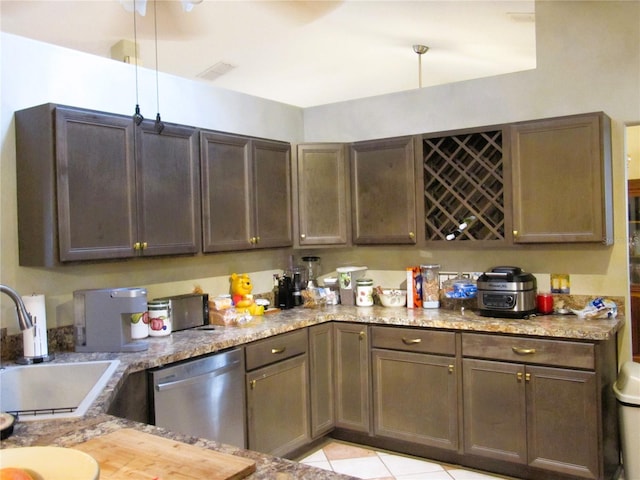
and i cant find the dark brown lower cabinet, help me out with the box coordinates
[463,358,598,477]
[246,355,310,457]
[334,323,370,433]
[462,333,618,480]
[308,323,335,438]
[245,330,310,457]
[372,349,458,450]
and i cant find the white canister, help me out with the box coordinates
[147,300,172,337]
[130,311,149,339]
[356,278,374,307]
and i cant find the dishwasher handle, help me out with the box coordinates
[155,359,241,392]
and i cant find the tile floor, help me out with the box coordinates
[298,440,518,480]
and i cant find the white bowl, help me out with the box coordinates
[378,289,407,307]
[0,446,99,480]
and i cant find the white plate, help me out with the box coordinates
[0,446,99,480]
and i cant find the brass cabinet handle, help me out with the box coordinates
[402,337,422,345]
[133,242,141,250]
[250,379,256,390]
[517,372,532,382]
[141,242,147,250]
[359,331,365,340]
[448,364,454,373]
[249,237,256,245]
[271,347,286,354]
[408,232,415,239]
[300,233,306,239]
[513,230,519,237]
[512,346,536,355]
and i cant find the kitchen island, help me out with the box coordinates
[0,306,624,480]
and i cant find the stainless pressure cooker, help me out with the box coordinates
[477,266,537,318]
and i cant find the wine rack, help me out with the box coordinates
[423,129,505,242]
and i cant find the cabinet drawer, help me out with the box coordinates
[245,329,307,371]
[371,326,456,355]
[461,333,595,370]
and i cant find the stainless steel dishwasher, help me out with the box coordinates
[149,347,246,448]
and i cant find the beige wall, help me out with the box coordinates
[1,1,639,363]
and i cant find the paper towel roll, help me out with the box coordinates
[21,294,48,357]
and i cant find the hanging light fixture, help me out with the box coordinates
[412,44,429,88]
[132,0,144,125]
[152,0,164,134]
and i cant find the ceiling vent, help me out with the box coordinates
[506,12,535,23]
[198,62,236,82]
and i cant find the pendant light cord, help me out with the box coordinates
[153,0,164,133]
[132,0,143,124]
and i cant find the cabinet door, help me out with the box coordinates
[350,136,417,244]
[252,139,293,248]
[55,107,137,261]
[297,144,349,246]
[334,323,370,432]
[136,121,200,256]
[462,358,527,463]
[510,112,613,244]
[308,323,335,438]
[372,349,458,450]
[200,131,253,252]
[246,354,310,457]
[527,365,598,478]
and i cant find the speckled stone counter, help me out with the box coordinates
[0,306,623,479]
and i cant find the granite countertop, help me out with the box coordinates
[0,305,624,479]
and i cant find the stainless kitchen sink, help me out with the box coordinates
[0,360,120,421]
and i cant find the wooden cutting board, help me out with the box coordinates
[73,428,256,480]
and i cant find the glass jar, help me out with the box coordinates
[420,264,441,308]
[147,300,172,337]
[356,278,374,307]
[323,277,340,305]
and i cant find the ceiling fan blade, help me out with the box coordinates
[181,0,203,13]
[120,0,148,16]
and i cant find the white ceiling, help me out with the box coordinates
[0,0,537,107]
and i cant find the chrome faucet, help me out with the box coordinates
[0,284,34,330]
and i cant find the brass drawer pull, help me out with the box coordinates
[271,347,286,354]
[512,346,536,355]
[402,337,422,345]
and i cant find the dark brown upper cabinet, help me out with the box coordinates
[350,136,418,245]
[200,131,292,252]
[15,104,200,266]
[510,112,613,244]
[296,143,350,247]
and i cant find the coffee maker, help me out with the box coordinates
[74,287,149,352]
